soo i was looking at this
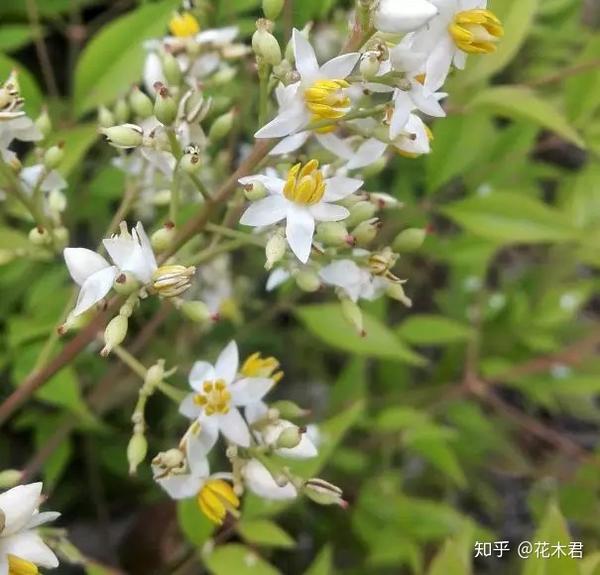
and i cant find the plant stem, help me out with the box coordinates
[258,63,270,128]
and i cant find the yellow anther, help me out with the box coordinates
[169,12,200,37]
[8,556,38,575]
[241,352,283,383]
[197,479,240,524]
[449,9,503,54]
[193,379,231,415]
[152,264,196,298]
[283,160,326,206]
[304,79,351,132]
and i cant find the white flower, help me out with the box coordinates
[374,0,438,34]
[63,221,157,317]
[179,341,276,451]
[0,482,60,575]
[0,116,41,163]
[255,30,359,139]
[319,259,385,302]
[242,460,297,501]
[405,0,503,91]
[19,165,67,196]
[239,161,363,263]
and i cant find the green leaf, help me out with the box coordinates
[0,25,35,52]
[397,315,473,345]
[427,539,472,575]
[565,36,600,126]
[204,544,280,575]
[295,304,426,365]
[303,545,333,575]
[0,54,42,116]
[462,0,539,85]
[73,1,177,116]
[177,498,215,547]
[238,519,295,548]
[442,191,578,244]
[469,86,585,148]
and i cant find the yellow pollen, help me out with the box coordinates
[304,79,351,132]
[241,352,283,383]
[448,9,503,54]
[169,12,200,37]
[283,160,326,206]
[197,479,240,524]
[414,73,426,85]
[8,556,38,575]
[193,379,231,416]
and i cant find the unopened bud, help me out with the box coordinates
[152,264,196,297]
[211,66,237,86]
[113,271,141,295]
[145,361,165,388]
[360,53,380,79]
[0,469,21,489]
[341,297,365,336]
[43,143,64,170]
[129,87,154,118]
[180,145,201,174]
[265,233,286,270]
[127,432,148,475]
[35,108,52,138]
[113,98,130,124]
[52,226,69,250]
[263,0,284,19]
[101,314,129,356]
[253,21,282,66]
[295,270,320,293]
[369,192,401,209]
[346,201,377,227]
[243,181,267,201]
[209,110,235,141]
[48,189,67,214]
[161,51,183,86]
[393,228,426,253]
[352,218,380,246]
[179,300,211,323]
[303,478,347,508]
[276,425,304,449]
[100,123,143,149]
[386,281,412,307]
[151,224,176,252]
[29,226,51,246]
[316,222,353,247]
[153,83,177,125]
[270,400,310,419]
[97,106,114,129]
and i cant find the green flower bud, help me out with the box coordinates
[270,400,310,419]
[393,228,427,253]
[43,143,64,170]
[97,106,115,129]
[341,297,365,336]
[352,217,381,246]
[34,108,52,138]
[265,233,286,270]
[360,53,380,79]
[263,0,284,20]
[100,123,143,149]
[48,189,67,214]
[52,226,69,251]
[303,478,347,508]
[276,425,305,449]
[151,224,176,252]
[211,66,237,85]
[161,51,182,86]
[113,98,130,124]
[253,21,282,66]
[113,271,141,295]
[386,281,412,307]
[346,201,377,227]
[209,110,235,141]
[179,300,212,323]
[129,86,154,118]
[101,314,129,357]
[145,361,165,388]
[315,222,353,247]
[0,469,21,489]
[127,432,148,475]
[295,270,320,293]
[153,83,177,125]
[180,145,201,174]
[28,226,51,246]
[243,180,267,201]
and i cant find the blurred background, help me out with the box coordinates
[1,0,599,574]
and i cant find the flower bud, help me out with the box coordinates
[373,0,438,34]
[145,361,165,388]
[209,110,235,141]
[295,270,320,293]
[341,297,365,336]
[0,469,21,489]
[243,181,267,201]
[369,192,401,209]
[48,189,67,214]
[386,281,412,307]
[180,145,201,174]
[253,21,282,66]
[360,53,380,79]
[29,226,51,246]
[270,400,310,419]
[276,425,304,449]
[393,228,427,253]
[101,314,129,356]
[161,50,183,86]
[352,218,381,246]
[113,98,130,124]
[303,478,347,508]
[179,300,211,323]
[211,66,237,86]
[100,123,143,149]
[35,108,51,138]
[52,226,69,251]
[152,264,196,297]
[129,87,154,118]
[113,271,141,295]
[151,224,176,252]
[315,222,353,247]
[97,106,114,128]
[153,83,177,125]
[345,201,377,228]
[263,0,284,20]
[128,432,148,475]
[265,233,286,270]
[43,143,64,170]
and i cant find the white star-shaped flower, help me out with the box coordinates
[319,259,386,302]
[242,459,298,501]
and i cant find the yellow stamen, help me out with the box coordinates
[152,264,196,298]
[449,9,503,54]
[283,160,326,206]
[8,556,38,575]
[193,379,231,416]
[169,12,200,38]
[304,79,351,132]
[241,352,283,383]
[197,480,240,525]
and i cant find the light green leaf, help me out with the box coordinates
[0,54,42,116]
[442,191,578,244]
[295,304,426,365]
[0,25,35,52]
[427,539,472,575]
[177,498,215,547]
[565,36,600,126]
[204,544,280,575]
[469,86,585,148]
[73,1,177,116]
[397,315,473,345]
[238,519,295,548]
[303,545,333,575]
[374,406,430,432]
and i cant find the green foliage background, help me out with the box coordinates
[1,0,600,573]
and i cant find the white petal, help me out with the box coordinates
[453,49,468,70]
[374,0,438,33]
[266,268,291,291]
[412,85,447,117]
[0,556,7,575]
[240,195,289,227]
[270,131,311,155]
[63,248,110,286]
[346,139,388,170]
[245,401,269,425]
[189,361,216,390]
[185,415,219,455]
[143,52,166,94]
[243,460,297,500]
[71,266,117,317]
[153,469,204,500]
[293,29,319,83]
[323,176,363,201]
[218,408,251,447]
[238,175,285,196]
[319,53,360,79]
[0,483,42,536]
[230,377,275,406]
[285,205,315,263]
[390,90,413,140]
[2,531,59,568]
[315,133,354,161]
[215,340,239,384]
[255,108,309,139]
[25,511,60,530]
[179,393,203,419]
[309,203,349,222]
[196,26,238,45]
[134,222,158,279]
[425,36,455,91]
